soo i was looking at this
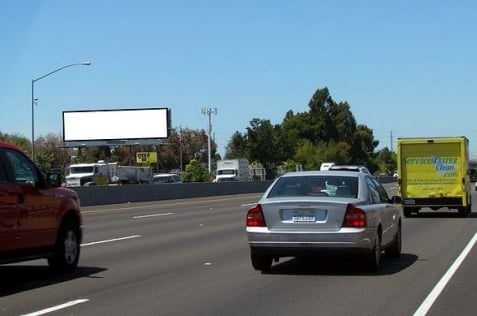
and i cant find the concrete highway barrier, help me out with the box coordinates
[71,181,273,206]
[71,176,397,207]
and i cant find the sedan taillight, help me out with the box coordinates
[343,204,367,227]
[246,204,266,227]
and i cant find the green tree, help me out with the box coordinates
[73,146,104,164]
[0,132,31,155]
[293,140,321,170]
[374,147,396,175]
[225,86,380,175]
[328,101,356,143]
[277,110,301,160]
[34,133,72,172]
[246,118,284,179]
[179,128,216,170]
[224,131,248,159]
[182,159,208,182]
[307,87,333,142]
[348,125,380,173]
[320,140,352,164]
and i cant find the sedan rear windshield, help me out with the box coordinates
[267,175,358,198]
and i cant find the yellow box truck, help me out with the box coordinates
[397,137,472,217]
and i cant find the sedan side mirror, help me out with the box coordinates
[391,195,402,204]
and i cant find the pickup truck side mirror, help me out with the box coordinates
[46,172,62,187]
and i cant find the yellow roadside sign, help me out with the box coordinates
[136,152,157,163]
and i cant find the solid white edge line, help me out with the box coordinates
[21,299,89,316]
[414,232,477,316]
[81,235,141,247]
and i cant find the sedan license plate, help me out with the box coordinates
[292,210,316,222]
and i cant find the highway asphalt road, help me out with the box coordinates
[1,185,477,316]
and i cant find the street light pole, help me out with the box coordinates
[31,61,91,160]
[201,107,217,173]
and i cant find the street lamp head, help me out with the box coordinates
[31,60,92,161]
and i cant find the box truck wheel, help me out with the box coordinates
[458,207,469,217]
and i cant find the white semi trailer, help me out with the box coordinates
[65,161,152,186]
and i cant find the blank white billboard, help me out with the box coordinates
[63,108,170,142]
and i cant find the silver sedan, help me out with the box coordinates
[246,170,402,271]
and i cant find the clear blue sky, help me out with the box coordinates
[1,0,476,158]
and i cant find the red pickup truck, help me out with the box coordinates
[0,141,82,272]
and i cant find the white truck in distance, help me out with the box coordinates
[65,161,153,186]
[215,159,249,182]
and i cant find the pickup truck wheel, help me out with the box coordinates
[251,253,272,271]
[48,221,81,273]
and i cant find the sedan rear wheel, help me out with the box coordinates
[365,233,381,271]
[385,223,401,258]
[251,253,273,271]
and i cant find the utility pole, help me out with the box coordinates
[390,131,394,152]
[201,107,217,173]
[179,125,183,172]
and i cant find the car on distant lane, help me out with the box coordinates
[246,170,402,271]
[152,173,182,184]
[470,168,477,183]
[329,164,372,175]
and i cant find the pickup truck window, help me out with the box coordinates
[0,161,7,182]
[4,148,38,184]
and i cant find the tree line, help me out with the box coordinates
[224,87,396,178]
[1,87,396,180]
